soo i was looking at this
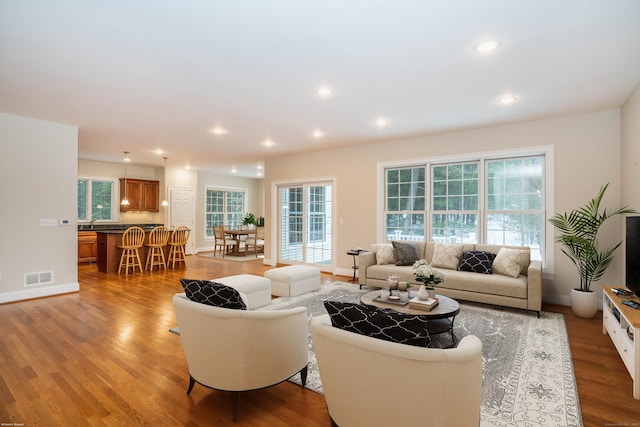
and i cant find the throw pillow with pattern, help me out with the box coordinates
[180,279,247,310]
[371,243,396,265]
[431,243,464,270]
[457,250,496,274]
[492,248,530,278]
[392,241,420,266]
[324,300,431,347]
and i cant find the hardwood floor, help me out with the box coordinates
[1,255,639,426]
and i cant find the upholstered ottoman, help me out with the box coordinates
[265,265,321,297]
[213,274,271,309]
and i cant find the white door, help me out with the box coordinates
[277,182,334,271]
[170,187,196,254]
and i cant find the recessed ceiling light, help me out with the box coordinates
[262,139,275,147]
[312,129,324,138]
[317,86,332,97]
[231,166,238,173]
[476,40,500,53]
[211,126,227,135]
[257,164,263,170]
[154,149,164,155]
[374,117,389,127]
[497,94,518,105]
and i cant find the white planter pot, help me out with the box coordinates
[570,288,598,318]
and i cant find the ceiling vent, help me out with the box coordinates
[24,271,54,287]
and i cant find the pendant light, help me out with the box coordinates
[161,156,169,207]
[121,151,130,206]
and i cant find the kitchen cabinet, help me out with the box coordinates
[78,231,97,263]
[119,178,159,212]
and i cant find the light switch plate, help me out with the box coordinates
[40,218,58,226]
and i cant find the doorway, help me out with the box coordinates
[169,187,196,255]
[277,181,334,271]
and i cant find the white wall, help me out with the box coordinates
[265,109,623,305]
[0,113,79,303]
[621,81,640,210]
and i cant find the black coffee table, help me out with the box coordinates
[360,290,460,346]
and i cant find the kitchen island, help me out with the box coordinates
[95,226,168,273]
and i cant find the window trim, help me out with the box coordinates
[77,177,118,223]
[203,185,248,240]
[377,145,555,273]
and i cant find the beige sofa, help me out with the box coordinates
[358,241,542,314]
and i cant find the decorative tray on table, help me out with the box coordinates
[373,296,409,306]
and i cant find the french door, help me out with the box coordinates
[278,182,333,270]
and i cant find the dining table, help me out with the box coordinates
[224,229,256,256]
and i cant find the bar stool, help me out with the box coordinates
[145,226,169,271]
[118,226,145,275]
[167,226,190,268]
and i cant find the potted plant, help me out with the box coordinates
[549,183,635,318]
[242,213,257,229]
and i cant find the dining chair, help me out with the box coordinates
[244,226,265,257]
[117,226,145,275]
[144,226,169,271]
[167,226,190,268]
[213,226,237,258]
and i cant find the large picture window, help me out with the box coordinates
[205,188,246,238]
[431,162,478,243]
[78,179,114,221]
[385,167,425,241]
[383,153,546,262]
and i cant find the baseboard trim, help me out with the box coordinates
[0,282,80,304]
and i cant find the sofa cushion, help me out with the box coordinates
[437,269,528,299]
[180,279,247,310]
[492,248,530,278]
[371,243,396,265]
[457,250,496,274]
[324,300,431,347]
[431,243,464,270]
[392,241,420,266]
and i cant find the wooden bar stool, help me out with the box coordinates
[118,226,145,275]
[167,226,190,268]
[145,226,169,271]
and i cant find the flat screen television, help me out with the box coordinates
[625,216,640,297]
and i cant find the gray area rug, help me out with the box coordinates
[260,282,583,427]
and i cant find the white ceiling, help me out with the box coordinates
[2,1,640,177]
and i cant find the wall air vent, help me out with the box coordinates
[24,271,54,287]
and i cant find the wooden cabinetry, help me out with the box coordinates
[78,231,97,263]
[119,179,159,212]
[603,286,640,399]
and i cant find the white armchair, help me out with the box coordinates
[172,293,309,422]
[311,314,483,427]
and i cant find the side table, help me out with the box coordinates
[346,249,366,285]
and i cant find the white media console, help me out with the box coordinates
[602,286,640,399]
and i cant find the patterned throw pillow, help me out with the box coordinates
[179,279,247,310]
[371,243,397,265]
[324,300,431,347]
[492,248,530,278]
[457,250,496,274]
[431,243,464,270]
[392,241,420,266]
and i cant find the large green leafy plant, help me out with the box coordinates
[549,183,635,292]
